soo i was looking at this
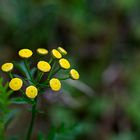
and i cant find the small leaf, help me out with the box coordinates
[11,97,28,104]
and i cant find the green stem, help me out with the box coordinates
[51,67,61,77]
[38,83,49,87]
[23,78,34,84]
[24,60,33,83]
[49,57,53,64]
[36,71,44,83]
[26,100,37,140]
[59,77,69,81]
[47,62,56,81]
[9,72,13,79]
[20,89,25,95]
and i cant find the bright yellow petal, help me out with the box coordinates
[57,47,67,55]
[37,61,51,72]
[1,63,13,72]
[70,69,80,80]
[19,49,33,58]
[26,86,38,99]
[9,78,23,91]
[37,48,48,55]
[51,49,62,59]
[49,78,61,91]
[59,58,70,69]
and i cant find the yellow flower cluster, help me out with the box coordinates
[9,77,38,99]
[1,47,80,99]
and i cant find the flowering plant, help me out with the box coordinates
[1,47,79,140]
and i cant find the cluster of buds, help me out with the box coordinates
[1,47,80,100]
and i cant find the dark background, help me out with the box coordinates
[0,0,140,140]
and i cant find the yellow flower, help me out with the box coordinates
[51,49,62,59]
[57,47,67,55]
[26,86,38,99]
[19,49,33,58]
[9,78,23,91]
[1,63,13,72]
[37,61,51,72]
[59,58,70,69]
[49,78,61,91]
[70,69,80,80]
[37,48,48,55]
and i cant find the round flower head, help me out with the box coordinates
[37,48,48,55]
[37,61,51,72]
[51,49,62,59]
[1,63,13,72]
[49,78,61,91]
[59,58,70,69]
[70,69,80,80]
[19,49,33,58]
[9,78,23,91]
[26,86,38,99]
[57,47,67,55]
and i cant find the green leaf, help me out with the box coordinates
[4,109,19,128]
[11,97,29,104]
[0,77,14,139]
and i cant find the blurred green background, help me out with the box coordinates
[0,0,140,140]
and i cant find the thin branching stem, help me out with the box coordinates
[59,77,69,81]
[24,60,33,84]
[26,99,37,140]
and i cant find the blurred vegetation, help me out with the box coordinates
[0,0,140,140]
[0,78,15,140]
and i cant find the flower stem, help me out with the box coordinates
[47,62,56,81]
[36,71,44,83]
[24,60,33,84]
[51,67,61,77]
[59,77,69,81]
[49,57,53,64]
[26,100,37,140]
[9,72,13,79]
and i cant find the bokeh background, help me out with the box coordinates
[0,0,140,140]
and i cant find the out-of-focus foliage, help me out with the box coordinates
[0,78,13,139]
[0,0,140,140]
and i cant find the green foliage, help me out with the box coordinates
[0,78,13,139]
[37,123,87,140]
